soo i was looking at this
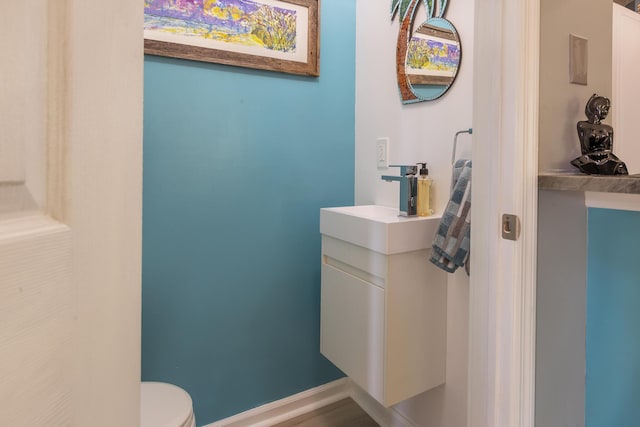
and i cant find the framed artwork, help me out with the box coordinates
[144,0,320,76]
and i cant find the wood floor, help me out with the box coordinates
[271,398,380,427]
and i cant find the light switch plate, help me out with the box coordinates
[569,34,588,85]
[376,137,389,169]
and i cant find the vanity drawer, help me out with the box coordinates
[320,263,385,403]
[322,235,387,288]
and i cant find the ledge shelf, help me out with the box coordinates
[539,173,640,212]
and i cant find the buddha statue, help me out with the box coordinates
[570,94,628,175]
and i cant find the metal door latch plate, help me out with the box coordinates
[502,214,520,241]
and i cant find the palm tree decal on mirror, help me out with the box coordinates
[391,0,461,104]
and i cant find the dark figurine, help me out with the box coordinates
[571,94,628,175]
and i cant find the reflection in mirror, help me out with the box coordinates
[405,18,461,101]
[613,0,640,13]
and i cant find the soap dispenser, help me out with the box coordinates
[417,163,433,217]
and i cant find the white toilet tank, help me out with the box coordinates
[141,382,195,427]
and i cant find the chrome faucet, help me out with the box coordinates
[381,165,418,216]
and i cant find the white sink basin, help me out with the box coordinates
[320,205,442,255]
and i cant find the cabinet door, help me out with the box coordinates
[320,264,385,403]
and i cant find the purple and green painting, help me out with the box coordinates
[144,0,298,52]
[406,36,460,76]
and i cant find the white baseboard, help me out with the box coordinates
[204,378,351,427]
[204,378,417,427]
[349,382,417,427]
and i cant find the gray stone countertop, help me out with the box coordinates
[538,173,640,194]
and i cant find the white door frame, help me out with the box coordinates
[469,0,539,426]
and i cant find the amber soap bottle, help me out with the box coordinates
[417,163,433,217]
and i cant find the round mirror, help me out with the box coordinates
[405,18,461,101]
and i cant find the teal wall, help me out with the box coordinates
[142,2,355,424]
[586,208,640,427]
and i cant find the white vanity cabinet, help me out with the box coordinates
[319,206,447,407]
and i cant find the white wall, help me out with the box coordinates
[538,0,612,173]
[355,0,474,214]
[535,8,640,426]
[536,1,612,426]
[355,1,474,426]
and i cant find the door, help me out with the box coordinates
[469,0,539,426]
[0,2,142,426]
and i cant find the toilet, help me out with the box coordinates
[141,382,196,427]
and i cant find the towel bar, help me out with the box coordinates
[452,128,473,165]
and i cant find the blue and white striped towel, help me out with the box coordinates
[430,159,472,274]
